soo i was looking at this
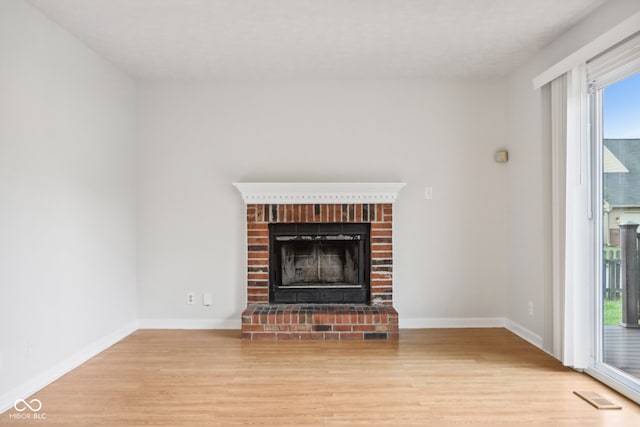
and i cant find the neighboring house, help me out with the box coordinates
[604,139,640,246]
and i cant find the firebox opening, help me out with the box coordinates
[269,223,370,304]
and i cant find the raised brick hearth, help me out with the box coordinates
[242,304,398,340]
[234,183,404,340]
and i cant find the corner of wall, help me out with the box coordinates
[0,321,139,414]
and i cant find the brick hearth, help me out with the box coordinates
[241,304,398,340]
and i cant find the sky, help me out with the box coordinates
[603,72,640,139]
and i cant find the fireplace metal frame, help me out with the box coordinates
[269,223,370,304]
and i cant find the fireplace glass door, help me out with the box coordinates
[270,223,369,304]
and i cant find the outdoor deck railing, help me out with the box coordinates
[619,223,640,328]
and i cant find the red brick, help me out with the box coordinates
[370,279,392,286]
[276,333,300,340]
[372,244,393,251]
[248,229,269,237]
[353,325,376,332]
[371,252,393,260]
[243,324,265,332]
[248,251,269,259]
[265,324,290,331]
[314,313,328,324]
[328,314,338,325]
[371,229,392,237]
[248,243,268,252]
[305,332,324,340]
[248,223,269,230]
[339,332,364,340]
[371,223,391,230]
[248,237,269,244]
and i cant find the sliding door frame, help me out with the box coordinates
[586,77,640,404]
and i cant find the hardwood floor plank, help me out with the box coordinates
[1,328,638,426]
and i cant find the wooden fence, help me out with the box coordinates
[604,248,621,300]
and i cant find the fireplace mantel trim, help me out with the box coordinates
[233,182,406,205]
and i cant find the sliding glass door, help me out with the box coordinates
[594,71,640,395]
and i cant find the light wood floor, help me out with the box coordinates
[2,329,639,426]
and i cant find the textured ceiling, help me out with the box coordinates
[27,0,606,80]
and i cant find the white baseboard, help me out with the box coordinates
[399,317,544,351]
[503,318,543,349]
[138,318,241,330]
[0,320,139,414]
[399,317,507,329]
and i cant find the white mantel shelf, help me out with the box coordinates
[233,182,406,205]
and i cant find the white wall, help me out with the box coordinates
[136,79,509,326]
[0,0,137,406]
[505,0,640,350]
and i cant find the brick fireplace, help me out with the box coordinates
[234,183,405,340]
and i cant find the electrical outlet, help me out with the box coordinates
[528,301,534,316]
[187,292,195,305]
